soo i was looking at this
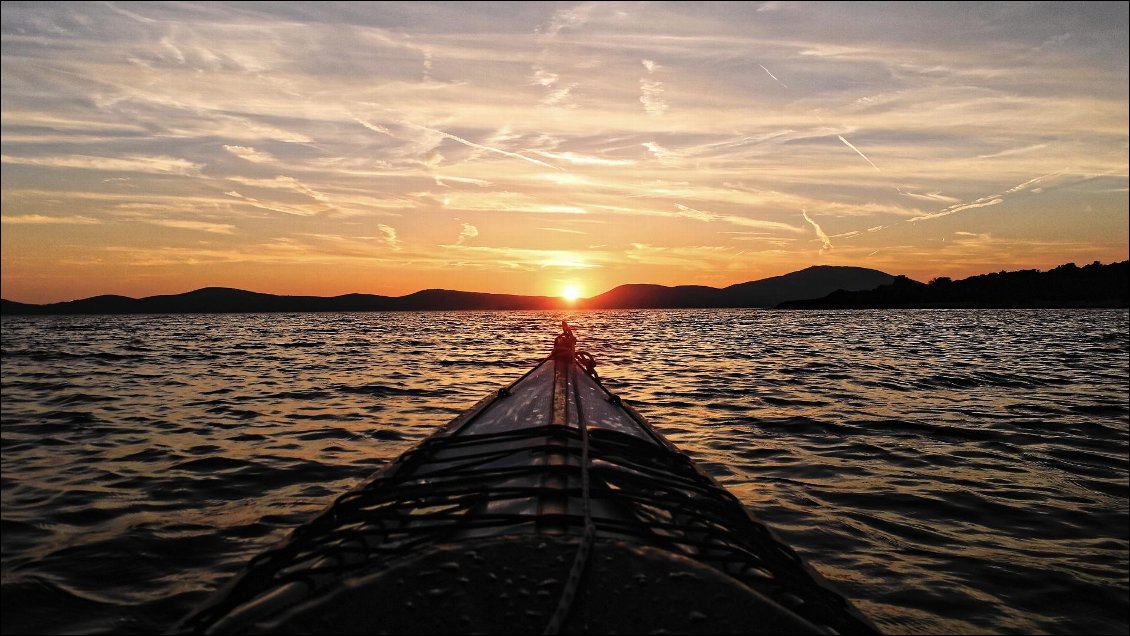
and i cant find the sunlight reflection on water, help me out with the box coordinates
[1,309,1127,634]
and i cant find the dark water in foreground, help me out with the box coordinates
[1,309,1127,634]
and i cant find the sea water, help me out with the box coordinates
[1,309,1126,634]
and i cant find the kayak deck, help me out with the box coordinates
[175,327,877,634]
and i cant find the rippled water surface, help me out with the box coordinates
[2,310,1127,634]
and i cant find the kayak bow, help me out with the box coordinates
[175,323,878,634]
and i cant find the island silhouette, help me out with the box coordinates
[779,261,1128,309]
[1,266,891,314]
[2,262,1126,315]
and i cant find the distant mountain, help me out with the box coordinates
[779,261,1129,309]
[0,287,567,315]
[581,284,724,309]
[580,266,896,309]
[1,265,896,315]
[720,266,896,308]
[395,289,560,311]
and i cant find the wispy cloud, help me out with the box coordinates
[146,219,236,234]
[456,222,479,244]
[675,203,807,233]
[539,3,600,37]
[377,224,401,251]
[434,175,492,187]
[435,244,601,270]
[642,142,680,166]
[640,59,668,117]
[908,170,1065,223]
[909,198,1004,222]
[380,120,562,171]
[1,214,101,225]
[976,143,1049,160]
[529,64,576,107]
[538,227,588,235]
[1,154,202,176]
[223,145,275,164]
[533,150,635,166]
[900,190,961,204]
[436,191,588,215]
[802,210,833,251]
[226,176,330,202]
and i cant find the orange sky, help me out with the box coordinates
[2,2,1127,303]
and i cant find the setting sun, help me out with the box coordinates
[561,284,583,302]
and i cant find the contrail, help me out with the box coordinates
[356,117,560,171]
[414,124,561,171]
[802,210,832,251]
[759,64,787,88]
[837,135,881,172]
[355,118,394,136]
[908,197,1003,223]
[1004,169,1064,193]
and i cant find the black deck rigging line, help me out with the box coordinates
[543,361,596,635]
[176,416,877,635]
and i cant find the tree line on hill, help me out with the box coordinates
[779,261,1128,309]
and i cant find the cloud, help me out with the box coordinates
[899,190,961,204]
[1,214,101,225]
[642,142,680,166]
[906,170,1065,223]
[538,227,587,235]
[640,59,668,116]
[542,83,577,107]
[377,224,401,251]
[539,4,600,37]
[354,118,394,136]
[369,119,561,171]
[226,176,329,202]
[434,175,491,187]
[976,143,1049,160]
[437,191,587,215]
[529,64,576,107]
[1005,170,1064,194]
[456,222,479,244]
[530,67,559,87]
[434,244,601,271]
[146,219,236,234]
[223,190,327,217]
[0,154,202,176]
[909,198,1004,222]
[223,145,275,164]
[624,243,732,268]
[102,2,156,24]
[802,210,833,251]
[533,150,635,166]
[675,203,807,233]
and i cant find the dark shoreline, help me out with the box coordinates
[3,261,1126,315]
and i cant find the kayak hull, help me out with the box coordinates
[175,334,878,634]
[249,535,821,635]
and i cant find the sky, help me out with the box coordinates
[1,1,1127,304]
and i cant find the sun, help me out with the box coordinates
[561,284,583,303]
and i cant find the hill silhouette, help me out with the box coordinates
[580,266,895,308]
[779,261,1129,308]
[0,265,893,315]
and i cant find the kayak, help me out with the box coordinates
[174,323,878,634]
